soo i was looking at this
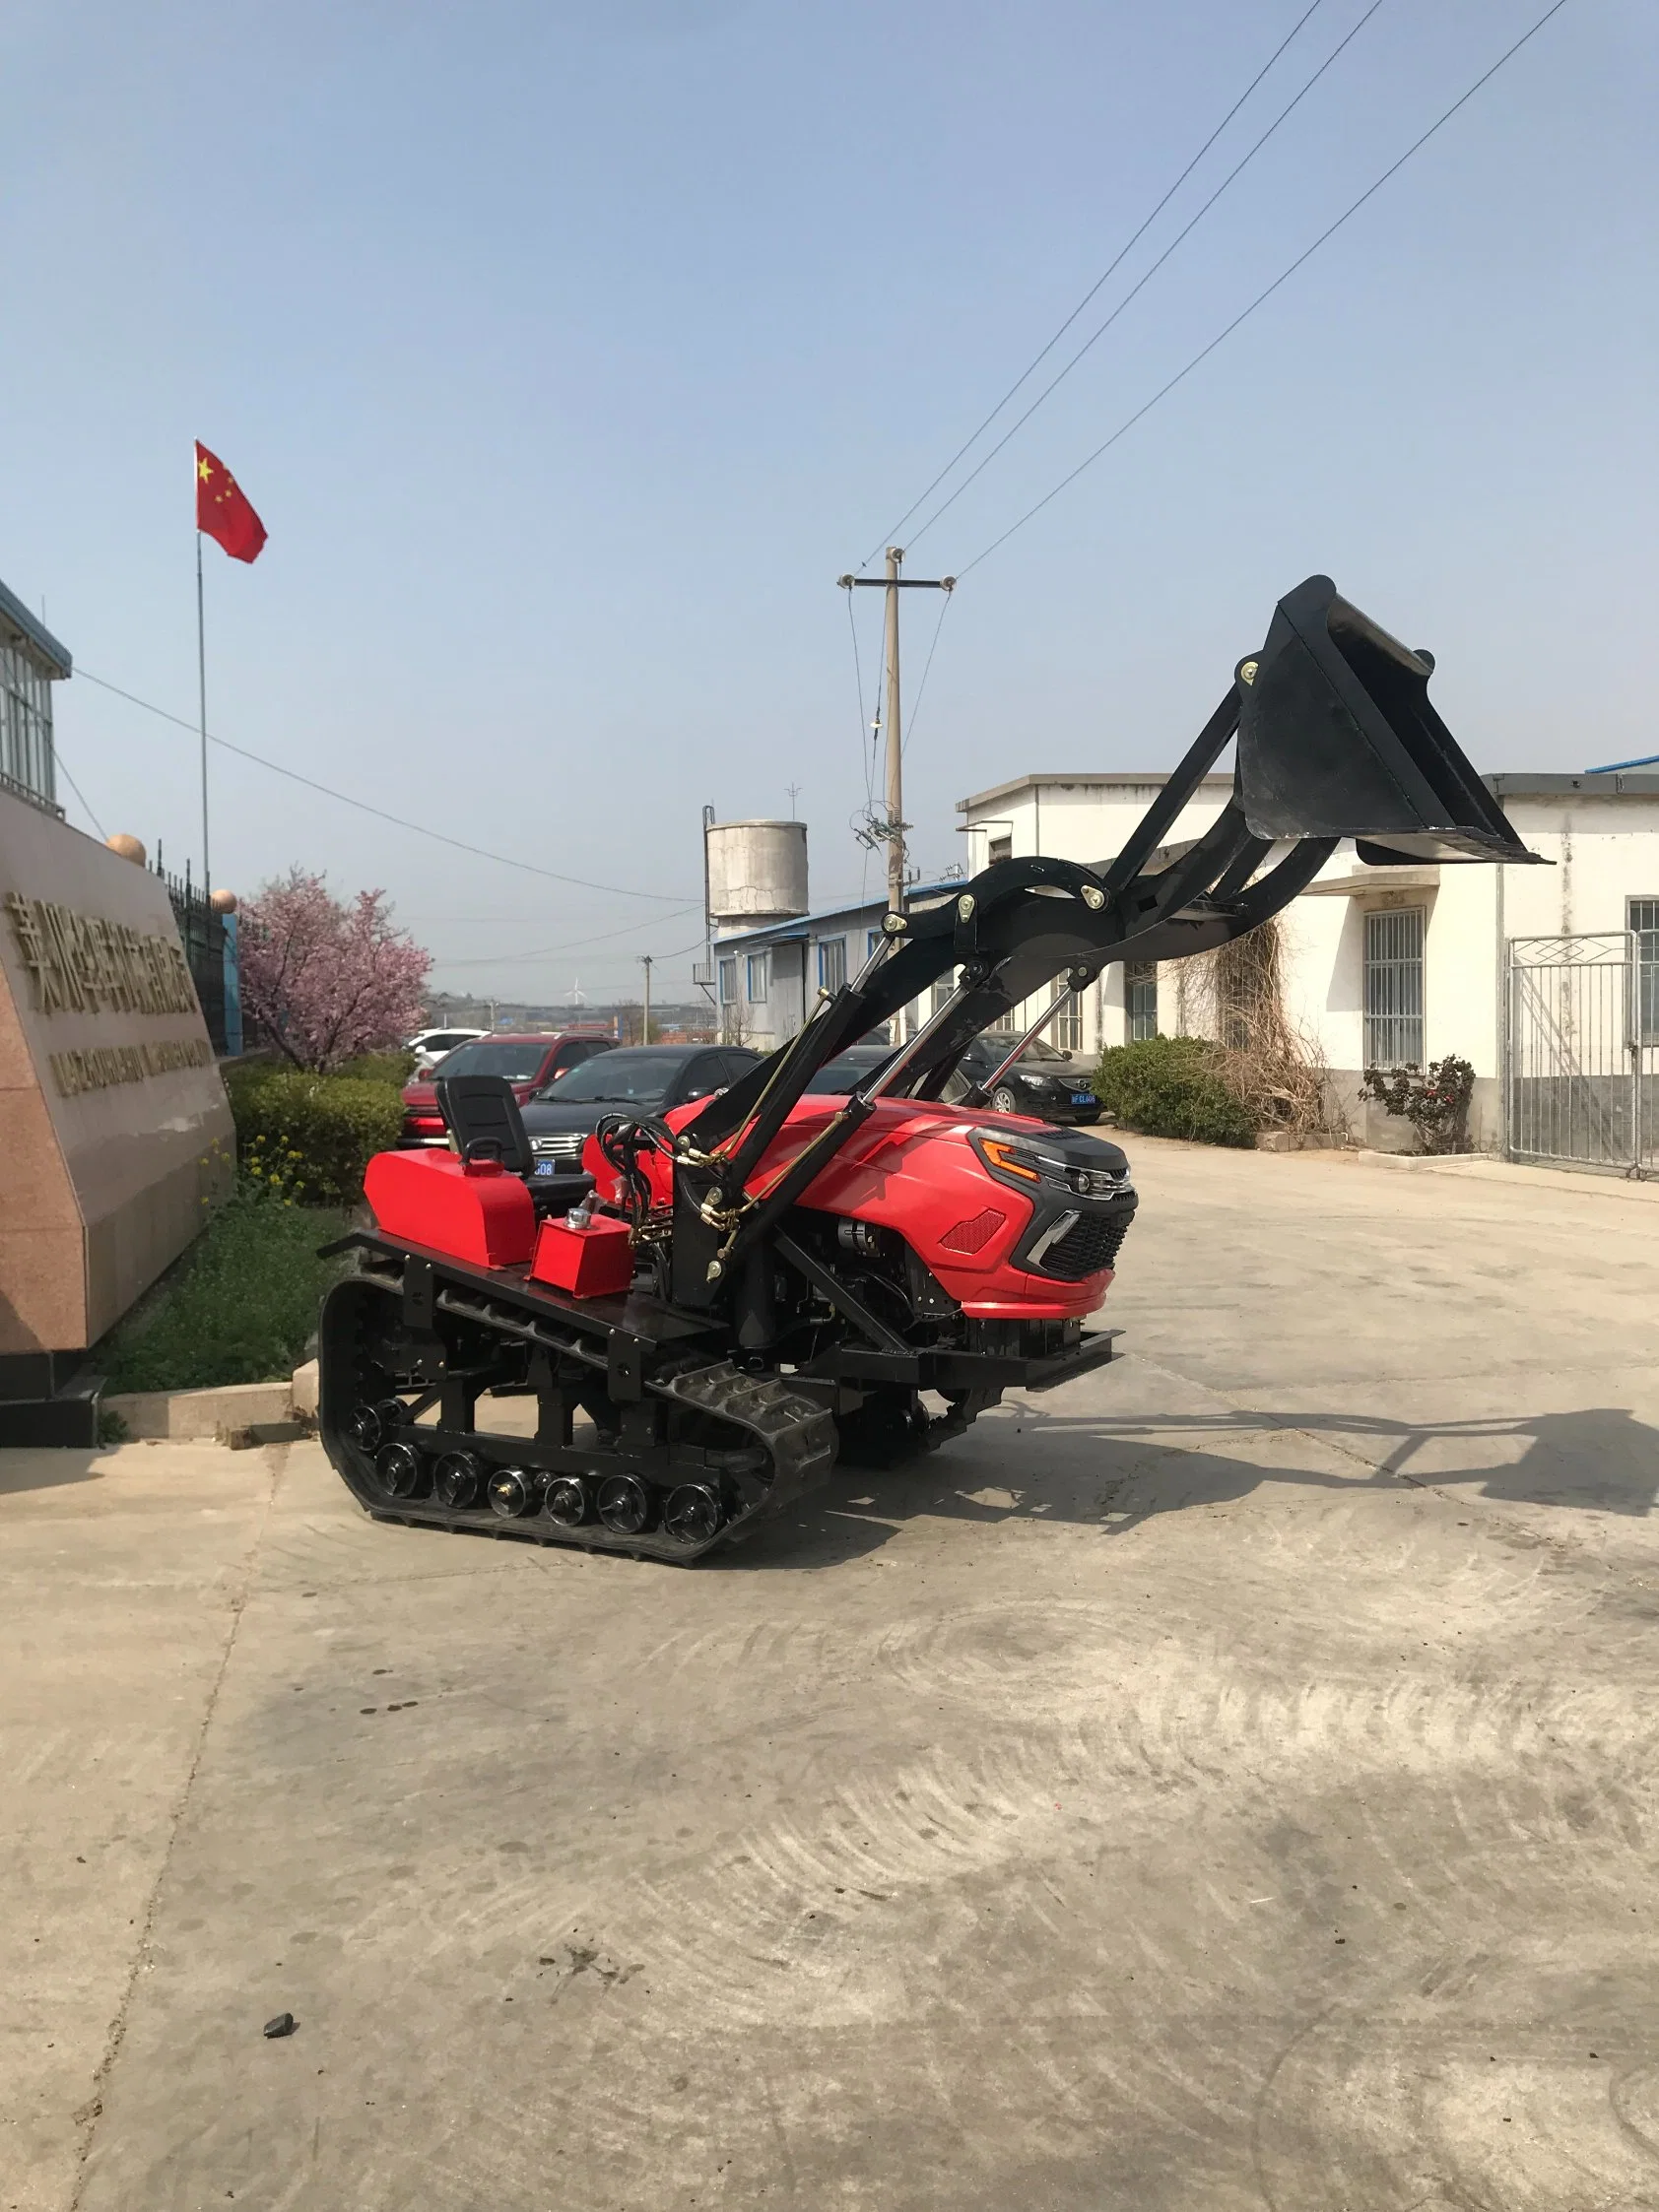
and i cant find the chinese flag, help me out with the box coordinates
[195,441,267,563]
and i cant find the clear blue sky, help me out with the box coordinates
[3,0,1652,1002]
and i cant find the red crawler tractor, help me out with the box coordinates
[317,576,1538,1560]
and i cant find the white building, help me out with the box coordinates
[957,768,1659,1160]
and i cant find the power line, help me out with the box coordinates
[52,748,108,840]
[906,0,1389,552]
[900,589,956,761]
[845,582,878,817]
[863,0,1332,564]
[956,0,1573,579]
[432,926,713,987]
[436,902,703,967]
[73,667,697,903]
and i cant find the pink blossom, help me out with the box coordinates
[238,869,431,1073]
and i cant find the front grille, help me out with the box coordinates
[531,1132,586,1162]
[1034,1210,1132,1280]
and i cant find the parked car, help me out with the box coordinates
[399,1032,616,1147]
[804,1042,898,1093]
[943,1032,1101,1124]
[404,1025,487,1073]
[519,1043,763,1193]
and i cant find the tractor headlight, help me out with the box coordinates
[974,1135,1043,1186]
[971,1132,1132,1200]
[1065,1165,1128,1198]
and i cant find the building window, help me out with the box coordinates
[817,937,847,993]
[746,951,769,1004]
[867,927,885,962]
[717,956,737,1006]
[1053,997,1083,1052]
[0,640,55,807]
[1363,906,1426,1068]
[1632,900,1659,1044]
[1125,961,1158,1042]
[988,835,1012,865]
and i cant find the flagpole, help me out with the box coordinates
[196,526,210,894]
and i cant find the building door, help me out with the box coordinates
[1506,933,1652,1173]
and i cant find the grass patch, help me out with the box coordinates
[101,1189,348,1395]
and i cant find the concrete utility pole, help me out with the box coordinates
[839,551,954,914]
[639,953,653,1045]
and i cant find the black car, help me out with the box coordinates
[803,1042,898,1093]
[942,1033,1100,1124]
[517,1043,763,1195]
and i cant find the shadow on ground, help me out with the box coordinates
[0,1449,112,1499]
[722,1401,1659,1571]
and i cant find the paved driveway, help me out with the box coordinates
[5,1142,1659,2211]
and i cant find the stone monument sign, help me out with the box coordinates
[0,790,234,1440]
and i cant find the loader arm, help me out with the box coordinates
[669,574,1540,1306]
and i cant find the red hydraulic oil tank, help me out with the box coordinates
[529,1212,634,1298]
[363,1150,536,1269]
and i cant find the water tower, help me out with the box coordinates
[704,817,809,936]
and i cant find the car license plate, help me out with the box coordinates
[533,1161,560,1178]
[1071,1092,1095,1106]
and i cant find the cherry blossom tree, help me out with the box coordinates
[238,870,431,1073]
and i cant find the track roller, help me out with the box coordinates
[663,1483,723,1547]
[376,1442,424,1498]
[597,1473,652,1535]
[544,1474,591,1529]
[487,1466,539,1519]
[434,1451,486,1509]
[348,1398,407,1454]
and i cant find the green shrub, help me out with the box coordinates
[101,1187,347,1394]
[1359,1054,1475,1154]
[1093,1033,1258,1147]
[338,1049,418,1086]
[225,1066,404,1205]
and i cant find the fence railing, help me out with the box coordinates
[154,856,231,1055]
[1506,934,1654,1175]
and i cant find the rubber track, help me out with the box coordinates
[321,1276,837,1563]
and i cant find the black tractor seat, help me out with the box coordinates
[434,1073,592,1217]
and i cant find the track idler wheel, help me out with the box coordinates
[434,1451,485,1509]
[663,1483,722,1547]
[376,1442,424,1498]
[597,1474,653,1535]
[488,1466,540,1519]
[544,1475,590,1529]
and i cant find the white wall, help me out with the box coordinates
[959,776,1233,1057]
[955,778,1659,1143]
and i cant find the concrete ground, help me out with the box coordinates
[6,1139,1659,2212]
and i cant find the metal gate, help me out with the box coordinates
[1506,934,1656,1174]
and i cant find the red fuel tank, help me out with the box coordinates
[363,1150,536,1269]
[529,1212,634,1299]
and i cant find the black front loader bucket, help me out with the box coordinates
[1235,574,1539,866]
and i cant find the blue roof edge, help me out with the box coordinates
[714,878,961,950]
[0,576,72,676]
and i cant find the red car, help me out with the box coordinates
[399,1032,615,1147]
